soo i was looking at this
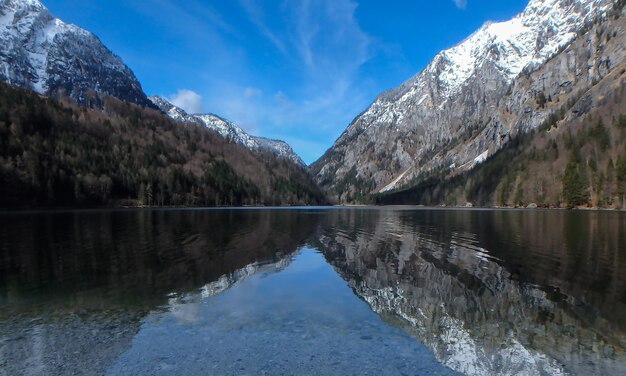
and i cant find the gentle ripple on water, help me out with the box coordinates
[0,207,625,375]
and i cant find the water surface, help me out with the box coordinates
[0,208,625,375]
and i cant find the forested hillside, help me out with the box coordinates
[0,82,326,208]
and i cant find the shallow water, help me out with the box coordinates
[1,208,625,375]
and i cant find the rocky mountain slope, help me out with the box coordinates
[376,4,626,208]
[312,0,623,203]
[150,96,305,166]
[0,0,152,107]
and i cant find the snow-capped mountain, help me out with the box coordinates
[402,0,609,98]
[0,0,152,106]
[149,96,306,166]
[312,0,621,201]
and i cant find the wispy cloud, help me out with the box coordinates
[238,0,288,54]
[217,0,377,162]
[292,0,318,67]
[169,89,203,114]
[135,0,381,163]
[129,0,236,39]
[238,0,372,77]
[244,87,263,98]
[453,0,468,10]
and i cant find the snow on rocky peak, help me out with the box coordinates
[390,0,611,105]
[354,0,614,138]
[0,0,152,106]
[149,96,306,167]
[148,95,191,123]
[434,0,609,93]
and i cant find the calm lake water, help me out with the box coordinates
[1,208,625,375]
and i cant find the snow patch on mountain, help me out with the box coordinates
[473,150,489,165]
[380,167,412,193]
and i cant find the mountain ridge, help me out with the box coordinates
[149,96,306,166]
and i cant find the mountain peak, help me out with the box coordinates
[0,0,152,107]
[412,0,611,99]
[369,0,612,113]
[2,0,45,10]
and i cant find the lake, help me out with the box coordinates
[1,208,625,375]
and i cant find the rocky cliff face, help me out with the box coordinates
[376,8,626,208]
[311,0,622,202]
[0,0,152,107]
[149,96,306,166]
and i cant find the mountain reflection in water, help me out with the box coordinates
[314,209,626,375]
[0,208,624,375]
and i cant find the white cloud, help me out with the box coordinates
[239,0,372,78]
[169,89,203,114]
[244,87,263,98]
[453,0,468,9]
[274,91,290,104]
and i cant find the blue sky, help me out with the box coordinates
[44,0,527,164]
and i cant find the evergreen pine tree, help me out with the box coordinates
[563,152,588,207]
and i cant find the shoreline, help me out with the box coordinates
[1,204,625,214]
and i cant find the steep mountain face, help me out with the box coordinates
[149,96,305,166]
[0,0,152,107]
[376,7,626,208]
[312,0,621,202]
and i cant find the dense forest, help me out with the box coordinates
[374,66,626,209]
[0,82,326,208]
